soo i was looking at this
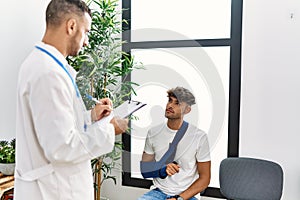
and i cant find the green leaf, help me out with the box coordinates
[69,0,144,187]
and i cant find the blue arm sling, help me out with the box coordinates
[140,121,189,179]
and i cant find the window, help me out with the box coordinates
[131,0,231,41]
[122,0,242,198]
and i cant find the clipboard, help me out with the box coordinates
[113,100,146,118]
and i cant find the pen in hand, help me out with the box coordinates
[86,94,102,104]
[86,94,113,121]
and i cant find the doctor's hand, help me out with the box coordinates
[91,102,113,122]
[110,117,129,135]
[99,98,113,107]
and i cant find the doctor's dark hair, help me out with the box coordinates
[46,0,91,27]
[167,87,196,106]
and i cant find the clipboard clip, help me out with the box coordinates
[128,99,141,105]
[113,99,146,118]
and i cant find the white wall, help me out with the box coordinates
[0,0,48,140]
[240,0,300,200]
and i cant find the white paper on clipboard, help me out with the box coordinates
[113,100,146,118]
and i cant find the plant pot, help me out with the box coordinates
[0,163,15,175]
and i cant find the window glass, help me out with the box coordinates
[130,47,229,187]
[131,0,231,41]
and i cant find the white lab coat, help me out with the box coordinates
[14,42,115,200]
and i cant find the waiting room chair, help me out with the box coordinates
[219,157,283,200]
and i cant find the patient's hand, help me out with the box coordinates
[166,162,180,176]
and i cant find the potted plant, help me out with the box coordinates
[67,0,143,199]
[0,138,16,175]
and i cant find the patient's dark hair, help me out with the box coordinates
[167,87,196,106]
[46,0,91,27]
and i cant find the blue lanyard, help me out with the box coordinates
[35,46,80,97]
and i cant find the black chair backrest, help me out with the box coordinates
[219,157,283,200]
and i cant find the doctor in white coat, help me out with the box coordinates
[14,0,128,199]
